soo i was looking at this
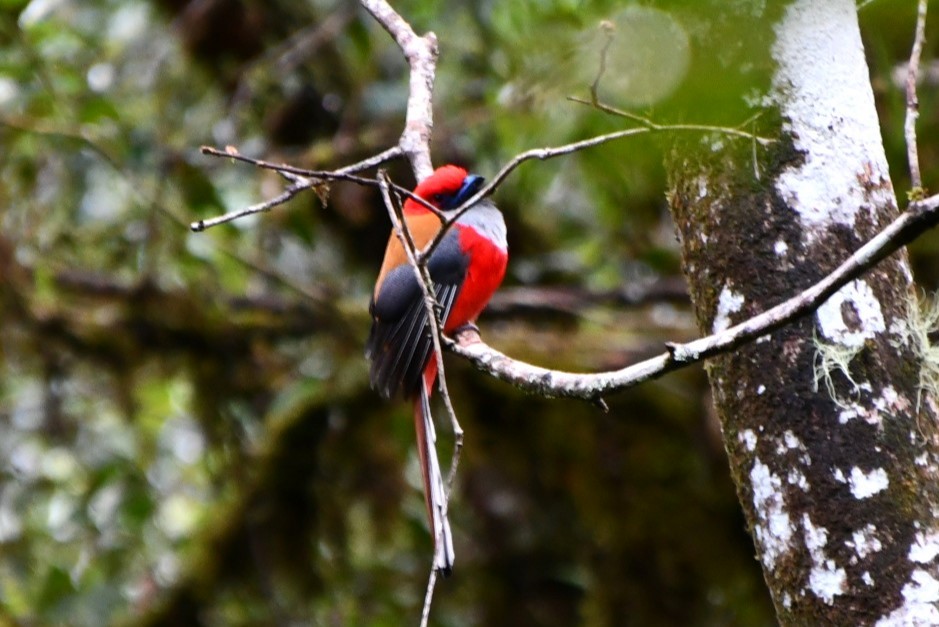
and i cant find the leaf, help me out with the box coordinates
[313,182,330,208]
[78,96,120,123]
[37,566,74,610]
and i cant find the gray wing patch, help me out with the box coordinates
[366,274,463,399]
[366,231,468,399]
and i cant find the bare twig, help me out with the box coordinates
[569,95,775,146]
[449,193,939,400]
[191,146,404,231]
[196,145,455,227]
[417,111,773,266]
[420,569,438,627]
[191,179,312,232]
[590,20,617,104]
[906,0,928,192]
[418,127,653,262]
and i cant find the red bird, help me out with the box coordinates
[366,165,508,573]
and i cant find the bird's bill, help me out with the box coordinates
[451,174,485,208]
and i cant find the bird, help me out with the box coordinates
[366,164,508,574]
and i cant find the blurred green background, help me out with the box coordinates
[0,0,934,625]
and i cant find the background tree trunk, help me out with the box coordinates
[668,1,939,624]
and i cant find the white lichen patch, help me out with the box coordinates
[862,571,874,586]
[881,385,899,405]
[775,431,806,456]
[697,175,708,199]
[877,571,939,626]
[774,240,788,256]
[837,404,861,424]
[904,570,939,604]
[910,530,939,564]
[783,430,803,450]
[847,524,882,560]
[848,467,888,499]
[810,563,848,605]
[889,317,912,348]
[713,285,745,334]
[835,397,888,428]
[787,469,808,491]
[751,459,792,570]
[771,0,894,241]
[803,513,847,604]
[757,384,766,395]
[816,280,886,349]
[740,429,758,453]
[874,385,909,415]
[803,513,828,552]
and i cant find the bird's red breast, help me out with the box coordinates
[444,224,507,333]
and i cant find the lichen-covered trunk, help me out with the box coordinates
[667,1,939,624]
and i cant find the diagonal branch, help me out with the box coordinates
[449,193,939,401]
[191,146,404,231]
[418,114,774,265]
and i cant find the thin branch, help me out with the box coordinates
[906,0,929,192]
[576,9,769,146]
[191,146,404,231]
[418,111,774,265]
[590,20,616,103]
[192,179,313,232]
[569,95,775,145]
[449,193,939,400]
[194,146,455,231]
[420,569,438,627]
[418,127,653,262]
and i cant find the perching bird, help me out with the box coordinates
[366,164,508,573]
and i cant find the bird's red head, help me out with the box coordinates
[404,165,485,215]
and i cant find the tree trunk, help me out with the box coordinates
[668,1,939,624]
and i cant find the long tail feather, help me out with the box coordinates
[415,379,455,574]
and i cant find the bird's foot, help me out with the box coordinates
[452,323,481,345]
